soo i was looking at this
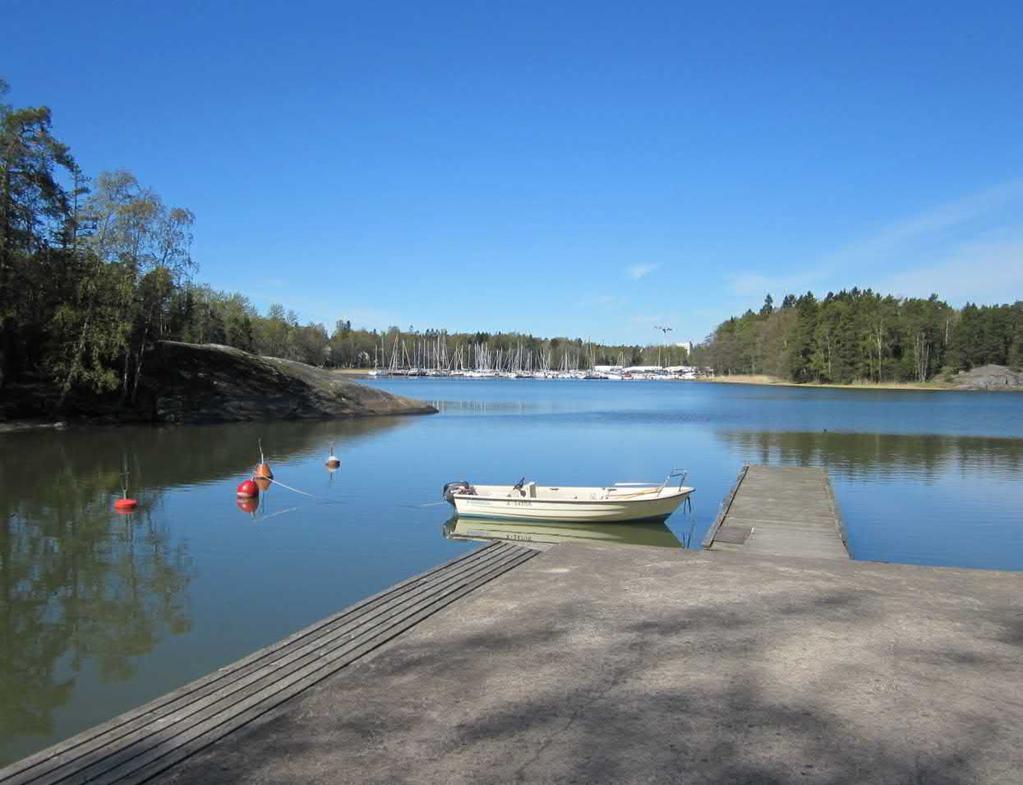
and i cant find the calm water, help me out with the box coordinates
[2,379,1022,764]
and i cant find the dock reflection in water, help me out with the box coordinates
[442,515,684,548]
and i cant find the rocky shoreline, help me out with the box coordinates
[0,341,436,428]
[949,364,1023,390]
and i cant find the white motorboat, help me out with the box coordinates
[442,471,693,523]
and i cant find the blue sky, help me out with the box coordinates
[4,1,1022,344]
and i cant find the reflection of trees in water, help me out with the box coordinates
[719,430,1023,480]
[0,442,194,755]
[0,414,413,757]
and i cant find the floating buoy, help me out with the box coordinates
[254,476,272,492]
[236,496,259,514]
[254,438,273,479]
[236,479,259,498]
[326,443,341,469]
[115,455,138,512]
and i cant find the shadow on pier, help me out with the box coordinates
[150,546,1022,785]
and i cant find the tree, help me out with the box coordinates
[81,171,196,401]
[788,292,818,382]
[0,79,77,387]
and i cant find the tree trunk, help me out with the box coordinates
[131,324,148,404]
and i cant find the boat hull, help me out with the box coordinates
[451,489,691,523]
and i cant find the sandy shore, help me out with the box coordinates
[695,374,955,392]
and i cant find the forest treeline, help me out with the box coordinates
[178,287,689,371]
[0,80,684,413]
[690,291,1023,384]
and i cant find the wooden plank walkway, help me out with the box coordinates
[702,464,850,560]
[0,542,538,785]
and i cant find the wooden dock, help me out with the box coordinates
[702,464,850,560]
[0,542,537,785]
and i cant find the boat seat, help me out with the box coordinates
[525,481,537,498]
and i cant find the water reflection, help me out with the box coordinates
[0,457,192,749]
[443,515,684,548]
[0,415,413,762]
[719,430,1023,480]
[430,399,546,415]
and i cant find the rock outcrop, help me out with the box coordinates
[139,341,436,423]
[951,364,1023,391]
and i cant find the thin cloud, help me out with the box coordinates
[626,263,659,280]
[820,177,1023,270]
[727,177,1023,300]
[876,236,1023,305]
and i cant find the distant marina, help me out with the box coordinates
[366,331,698,380]
[368,365,699,381]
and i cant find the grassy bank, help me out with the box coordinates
[695,374,956,391]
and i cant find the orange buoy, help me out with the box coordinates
[254,438,273,479]
[236,496,259,514]
[115,455,137,512]
[236,479,259,498]
[254,463,273,480]
[253,476,272,492]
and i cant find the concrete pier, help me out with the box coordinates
[703,464,850,559]
[151,546,1023,784]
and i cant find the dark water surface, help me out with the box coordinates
[1,379,1022,763]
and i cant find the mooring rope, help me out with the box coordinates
[268,477,338,502]
[256,505,303,521]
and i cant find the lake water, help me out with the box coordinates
[2,379,1022,764]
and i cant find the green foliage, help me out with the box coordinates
[46,254,133,398]
[0,82,195,405]
[693,289,1022,383]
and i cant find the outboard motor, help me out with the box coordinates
[442,481,475,505]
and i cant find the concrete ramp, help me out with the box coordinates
[703,464,850,559]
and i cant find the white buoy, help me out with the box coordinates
[326,443,341,469]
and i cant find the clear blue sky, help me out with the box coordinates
[4,1,1023,344]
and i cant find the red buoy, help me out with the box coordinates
[114,497,138,512]
[236,479,259,498]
